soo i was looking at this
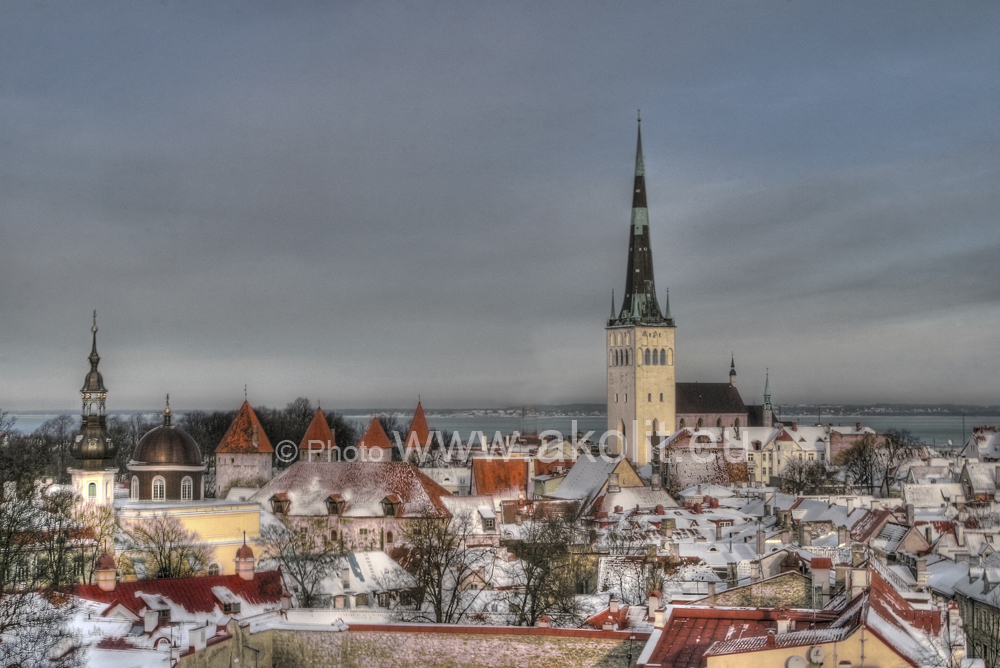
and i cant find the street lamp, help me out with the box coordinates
[627,634,636,666]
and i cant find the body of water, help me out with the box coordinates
[7,411,990,448]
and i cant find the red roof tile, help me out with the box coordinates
[74,570,285,617]
[299,408,336,452]
[359,418,393,452]
[216,401,273,454]
[586,604,631,629]
[471,459,529,497]
[406,402,431,447]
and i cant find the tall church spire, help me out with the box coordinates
[72,312,116,470]
[612,114,673,327]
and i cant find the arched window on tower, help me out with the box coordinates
[152,476,165,501]
[181,476,193,502]
[625,349,630,365]
[652,350,659,365]
[644,349,651,365]
[667,348,673,366]
[131,476,139,500]
[87,482,97,499]
[660,349,667,365]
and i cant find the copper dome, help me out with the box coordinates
[132,425,203,467]
[236,543,255,559]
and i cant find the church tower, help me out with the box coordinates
[607,116,676,467]
[68,311,118,505]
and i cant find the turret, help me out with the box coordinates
[235,534,255,581]
[729,354,737,387]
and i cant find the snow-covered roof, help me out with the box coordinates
[901,482,966,508]
[251,461,451,518]
[544,456,621,506]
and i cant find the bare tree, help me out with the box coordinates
[121,513,211,579]
[0,410,83,668]
[875,429,921,497]
[778,459,831,495]
[598,515,657,605]
[36,415,78,483]
[70,499,119,584]
[833,433,881,495]
[500,514,587,627]
[391,513,496,623]
[256,519,345,608]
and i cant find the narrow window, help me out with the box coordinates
[152,477,166,501]
[624,394,628,403]
[386,530,394,544]
[717,418,723,428]
[615,393,619,403]
[652,350,659,365]
[181,476,193,501]
[679,418,685,429]
[660,349,667,365]
[331,529,338,542]
[644,349,651,365]
[697,418,703,429]
[88,482,97,498]
[659,393,663,402]
[667,348,674,366]
[648,393,652,402]
[131,477,138,500]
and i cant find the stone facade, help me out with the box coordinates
[216,452,272,497]
[607,326,676,468]
[273,627,643,668]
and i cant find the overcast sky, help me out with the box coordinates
[2,1,998,411]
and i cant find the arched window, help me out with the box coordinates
[331,529,338,542]
[386,530,394,544]
[679,418,686,429]
[648,393,652,402]
[717,418,723,428]
[181,476,193,501]
[152,476,166,501]
[131,477,139,500]
[652,350,659,365]
[644,349,651,365]
[735,418,740,429]
[208,563,220,576]
[625,349,630,365]
[659,393,664,402]
[660,349,667,365]
[667,348,674,366]
[87,482,97,498]
[697,418,703,429]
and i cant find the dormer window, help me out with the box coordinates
[381,495,401,517]
[484,518,496,531]
[326,494,345,515]
[223,602,241,614]
[157,608,170,620]
[270,493,290,515]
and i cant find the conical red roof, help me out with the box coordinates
[359,417,393,452]
[216,401,273,454]
[406,401,431,447]
[299,408,336,451]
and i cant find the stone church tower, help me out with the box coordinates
[68,311,118,505]
[607,117,676,468]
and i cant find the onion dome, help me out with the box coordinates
[236,542,254,560]
[131,395,204,468]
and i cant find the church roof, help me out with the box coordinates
[298,407,336,451]
[216,401,273,454]
[359,417,393,452]
[676,383,747,415]
[470,459,528,497]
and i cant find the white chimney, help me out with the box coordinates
[609,597,620,613]
[190,625,207,652]
[143,609,158,634]
[846,497,855,514]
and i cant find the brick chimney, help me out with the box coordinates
[94,552,117,592]
[905,503,915,526]
[766,629,776,648]
[756,529,766,555]
[235,533,256,581]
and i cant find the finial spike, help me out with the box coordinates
[92,309,98,332]
[244,384,248,401]
[637,109,641,123]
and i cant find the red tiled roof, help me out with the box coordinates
[586,604,630,630]
[471,459,528,497]
[406,402,431,448]
[359,418,393,452]
[869,569,941,634]
[216,401,273,454]
[299,408,336,452]
[74,570,285,617]
[533,458,574,477]
[852,509,893,542]
[811,557,833,569]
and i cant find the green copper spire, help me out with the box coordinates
[611,115,673,327]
